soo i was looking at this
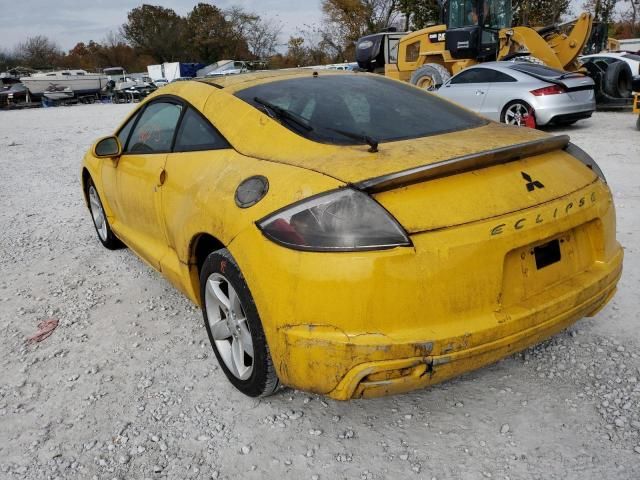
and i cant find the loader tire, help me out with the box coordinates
[582,61,606,101]
[604,61,633,99]
[410,64,451,91]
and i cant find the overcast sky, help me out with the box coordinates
[0,0,625,54]
[0,0,324,52]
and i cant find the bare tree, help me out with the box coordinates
[103,30,126,49]
[0,49,21,71]
[14,35,62,69]
[625,0,639,30]
[321,0,402,46]
[583,0,619,23]
[514,0,572,26]
[246,18,282,59]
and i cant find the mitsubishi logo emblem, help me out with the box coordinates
[521,172,544,192]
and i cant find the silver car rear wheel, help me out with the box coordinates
[502,101,535,127]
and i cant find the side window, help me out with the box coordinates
[451,69,481,84]
[450,68,497,84]
[405,41,420,63]
[388,38,400,64]
[117,113,138,150]
[488,70,517,82]
[174,108,230,152]
[126,101,182,153]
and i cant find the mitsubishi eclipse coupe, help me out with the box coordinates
[81,70,622,399]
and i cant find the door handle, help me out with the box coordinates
[158,168,166,186]
[475,90,485,95]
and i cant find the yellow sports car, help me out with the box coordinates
[81,70,622,399]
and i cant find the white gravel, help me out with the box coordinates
[0,104,639,479]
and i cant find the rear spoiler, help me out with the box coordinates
[353,135,570,194]
[508,66,590,91]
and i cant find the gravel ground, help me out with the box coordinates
[0,104,639,480]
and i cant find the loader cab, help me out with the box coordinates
[356,29,408,73]
[444,0,512,61]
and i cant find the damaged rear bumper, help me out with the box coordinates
[281,250,621,400]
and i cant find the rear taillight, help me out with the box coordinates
[530,85,565,96]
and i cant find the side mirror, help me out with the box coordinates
[94,136,122,158]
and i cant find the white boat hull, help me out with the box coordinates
[20,75,107,96]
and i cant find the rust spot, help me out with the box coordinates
[412,341,434,355]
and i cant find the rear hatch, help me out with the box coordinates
[358,134,597,234]
[372,149,596,233]
[353,126,609,354]
[508,63,595,102]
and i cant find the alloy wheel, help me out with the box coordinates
[504,103,530,126]
[88,186,108,241]
[204,273,254,380]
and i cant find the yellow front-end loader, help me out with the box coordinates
[356,0,628,103]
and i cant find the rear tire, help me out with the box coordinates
[410,63,451,91]
[604,61,633,98]
[200,249,280,397]
[501,100,536,128]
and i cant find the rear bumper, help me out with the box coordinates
[531,94,595,125]
[327,250,621,399]
[548,111,593,125]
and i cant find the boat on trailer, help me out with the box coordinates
[20,70,107,97]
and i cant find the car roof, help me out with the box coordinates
[466,61,531,70]
[456,61,528,76]
[196,68,358,92]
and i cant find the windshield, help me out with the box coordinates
[235,74,486,145]
[449,0,512,29]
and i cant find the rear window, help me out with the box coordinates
[508,63,567,78]
[235,74,486,145]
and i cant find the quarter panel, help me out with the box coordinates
[160,149,343,266]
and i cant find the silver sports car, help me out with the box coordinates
[436,61,595,127]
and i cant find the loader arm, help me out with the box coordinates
[498,13,593,72]
[540,13,593,71]
[498,27,564,69]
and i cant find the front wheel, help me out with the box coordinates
[86,179,122,249]
[501,100,536,128]
[410,64,451,91]
[200,249,279,397]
